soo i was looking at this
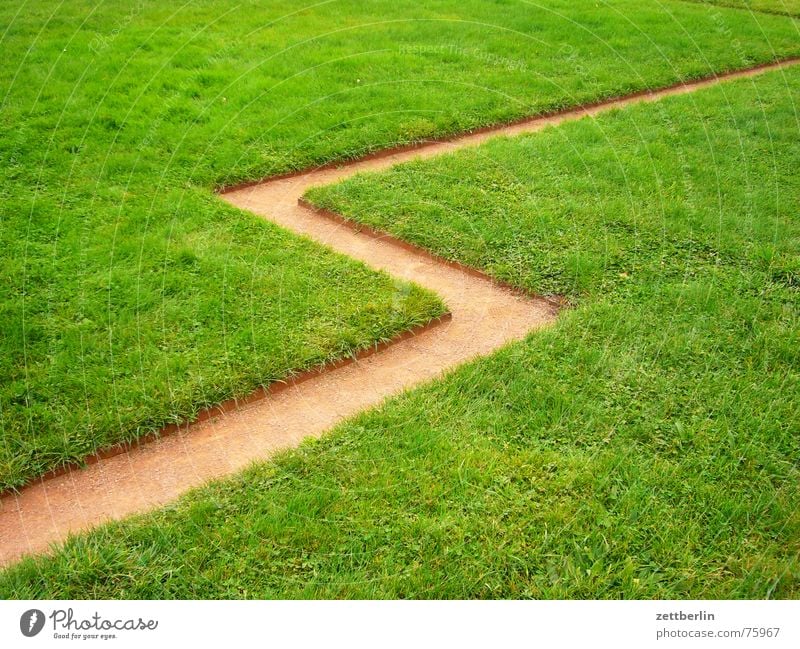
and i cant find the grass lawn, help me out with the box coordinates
[690,0,800,17]
[4,0,799,490]
[3,65,798,598]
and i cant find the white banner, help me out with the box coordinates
[0,600,797,648]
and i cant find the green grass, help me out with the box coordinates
[5,0,799,489]
[689,0,800,17]
[3,66,799,598]
[3,0,799,490]
[306,77,800,301]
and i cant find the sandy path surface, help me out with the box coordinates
[0,57,795,567]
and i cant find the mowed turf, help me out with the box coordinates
[2,0,799,490]
[3,67,798,598]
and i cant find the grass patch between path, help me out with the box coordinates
[3,66,798,598]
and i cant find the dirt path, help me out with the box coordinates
[0,57,796,567]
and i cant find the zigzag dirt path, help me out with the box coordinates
[0,57,796,567]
